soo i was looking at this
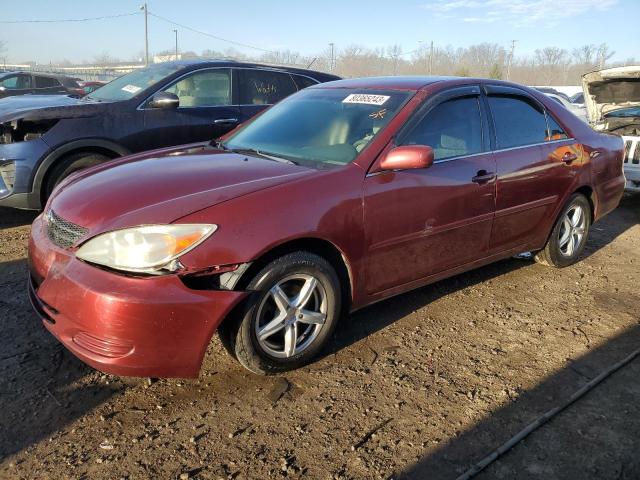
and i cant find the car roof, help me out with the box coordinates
[312,76,472,91]
[154,59,341,80]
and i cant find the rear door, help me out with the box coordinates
[237,68,299,123]
[363,86,497,294]
[142,68,241,147]
[484,85,581,253]
[33,75,66,95]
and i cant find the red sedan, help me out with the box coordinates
[28,77,625,377]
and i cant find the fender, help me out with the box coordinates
[30,138,131,207]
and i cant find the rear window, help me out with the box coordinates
[292,75,318,90]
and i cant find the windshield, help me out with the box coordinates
[86,64,184,102]
[605,106,640,118]
[222,88,412,167]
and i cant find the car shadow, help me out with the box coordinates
[323,193,639,360]
[396,324,640,479]
[0,258,122,459]
[0,207,38,229]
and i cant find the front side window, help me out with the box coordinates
[402,96,483,160]
[35,76,61,88]
[239,70,297,105]
[163,69,231,107]
[488,95,548,149]
[1,74,31,89]
[223,89,412,167]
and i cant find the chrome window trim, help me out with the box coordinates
[366,138,575,176]
[432,138,575,164]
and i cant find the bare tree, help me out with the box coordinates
[596,43,615,69]
[572,44,597,68]
[534,47,569,84]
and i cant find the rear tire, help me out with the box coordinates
[44,152,111,201]
[220,252,341,375]
[534,193,591,268]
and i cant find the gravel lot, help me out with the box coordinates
[1,196,639,480]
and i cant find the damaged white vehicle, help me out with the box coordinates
[583,66,640,192]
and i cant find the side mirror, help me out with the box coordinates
[149,91,179,109]
[377,145,434,172]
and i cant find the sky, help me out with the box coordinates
[1,0,639,64]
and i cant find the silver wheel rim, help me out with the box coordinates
[255,274,327,359]
[558,204,586,257]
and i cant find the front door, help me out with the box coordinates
[363,91,496,294]
[142,68,241,148]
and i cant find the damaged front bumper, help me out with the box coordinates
[0,137,50,208]
[28,215,249,378]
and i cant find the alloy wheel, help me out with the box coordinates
[558,204,586,257]
[255,274,327,358]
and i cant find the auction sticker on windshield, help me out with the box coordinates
[342,94,390,105]
[121,84,142,94]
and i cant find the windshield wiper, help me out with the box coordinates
[226,147,298,165]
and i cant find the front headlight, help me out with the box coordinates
[76,224,217,274]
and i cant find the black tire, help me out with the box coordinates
[44,152,111,201]
[535,193,591,268]
[220,252,342,375]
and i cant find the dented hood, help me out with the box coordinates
[0,94,110,123]
[582,66,640,123]
[48,145,313,234]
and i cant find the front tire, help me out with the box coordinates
[221,252,341,375]
[535,193,591,268]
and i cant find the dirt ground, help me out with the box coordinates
[1,196,639,480]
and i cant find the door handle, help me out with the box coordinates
[562,152,578,164]
[472,170,496,184]
[213,118,239,125]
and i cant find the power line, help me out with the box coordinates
[147,12,276,54]
[0,11,140,24]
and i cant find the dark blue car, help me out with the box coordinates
[0,60,339,209]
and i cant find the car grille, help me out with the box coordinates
[45,210,88,249]
[622,136,640,166]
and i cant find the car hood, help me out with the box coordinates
[48,145,313,234]
[0,94,109,123]
[582,66,640,123]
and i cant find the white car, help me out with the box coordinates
[583,66,640,192]
[545,93,588,123]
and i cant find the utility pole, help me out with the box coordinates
[173,29,178,60]
[506,39,516,80]
[141,3,149,66]
[329,43,335,72]
[429,40,434,75]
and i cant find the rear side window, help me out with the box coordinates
[291,75,318,90]
[488,95,548,149]
[402,96,483,161]
[239,69,297,105]
[546,114,569,141]
[35,76,61,88]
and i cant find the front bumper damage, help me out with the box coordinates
[28,215,248,378]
